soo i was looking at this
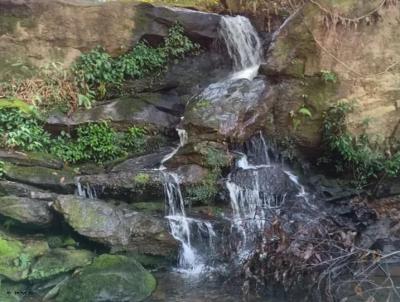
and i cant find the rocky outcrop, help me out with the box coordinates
[0,195,53,227]
[51,195,178,258]
[261,1,400,157]
[0,151,63,169]
[56,254,156,302]
[47,93,184,134]
[0,0,222,80]
[184,77,268,142]
[78,164,208,201]
[2,163,76,193]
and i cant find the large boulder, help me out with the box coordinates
[184,77,268,143]
[0,0,222,79]
[261,1,400,157]
[0,180,54,199]
[56,254,156,302]
[28,248,94,281]
[0,195,53,227]
[2,163,76,193]
[51,195,178,258]
[46,93,183,134]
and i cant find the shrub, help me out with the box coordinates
[0,108,51,151]
[321,101,400,187]
[74,23,200,99]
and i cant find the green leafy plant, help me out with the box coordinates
[53,122,124,164]
[320,70,337,83]
[0,108,51,151]
[320,101,400,187]
[121,126,147,154]
[73,23,200,99]
[290,105,313,131]
[186,170,219,204]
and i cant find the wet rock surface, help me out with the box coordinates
[184,77,268,142]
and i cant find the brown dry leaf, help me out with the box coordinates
[59,176,65,184]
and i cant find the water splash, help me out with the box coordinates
[219,16,262,80]
[75,177,97,199]
[160,128,216,273]
[226,133,309,258]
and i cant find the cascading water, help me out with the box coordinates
[226,133,310,259]
[159,128,216,273]
[219,15,262,80]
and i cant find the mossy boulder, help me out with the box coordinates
[0,231,49,281]
[52,195,178,258]
[29,248,94,281]
[2,163,76,193]
[56,254,156,302]
[0,195,53,227]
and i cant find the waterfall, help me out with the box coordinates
[226,133,309,259]
[160,128,216,273]
[75,177,97,199]
[219,16,262,80]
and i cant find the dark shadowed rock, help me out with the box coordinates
[110,147,174,172]
[51,195,178,257]
[0,195,53,226]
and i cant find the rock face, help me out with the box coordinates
[2,163,76,193]
[78,164,208,201]
[0,195,53,226]
[47,93,183,134]
[56,254,156,302]
[0,0,222,79]
[261,1,400,157]
[184,77,268,142]
[52,195,178,257]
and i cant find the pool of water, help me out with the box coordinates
[145,270,283,302]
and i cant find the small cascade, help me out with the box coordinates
[159,128,216,273]
[219,16,262,80]
[226,133,309,259]
[75,177,97,199]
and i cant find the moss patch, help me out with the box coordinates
[56,254,156,302]
[29,248,93,281]
[0,231,49,281]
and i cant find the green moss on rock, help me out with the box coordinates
[0,231,49,281]
[56,254,156,302]
[29,248,93,281]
